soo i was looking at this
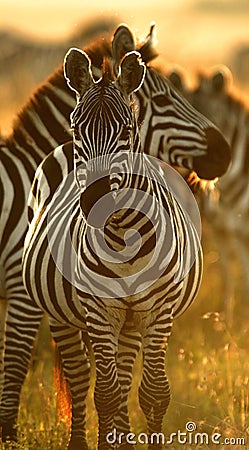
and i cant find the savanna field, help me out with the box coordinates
[1,3,249,449]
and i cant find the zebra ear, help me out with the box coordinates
[211,66,232,92]
[117,51,146,96]
[64,48,94,96]
[112,24,136,74]
[137,23,158,64]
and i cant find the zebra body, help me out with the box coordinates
[24,142,201,321]
[1,24,230,444]
[23,46,202,450]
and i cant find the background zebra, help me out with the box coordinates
[169,66,249,318]
[22,43,204,450]
[0,24,230,445]
[0,18,116,134]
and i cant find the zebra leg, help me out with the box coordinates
[0,299,8,401]
[49,318,90,450]
[0,293,43,442]
[87,307,126,450]
[137,310,173,450]
[115,320,141,444]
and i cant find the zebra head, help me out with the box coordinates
[112,25,231,180]
[64,47,145,227]
[190,66,234,138]
[139,66,232,180]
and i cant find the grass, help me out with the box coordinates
[1,223,249,450]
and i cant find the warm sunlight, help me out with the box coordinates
[1,2,249,450]
[1,0,249,133]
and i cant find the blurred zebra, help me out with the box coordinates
[189,67,249,315]
[0,18,116,116]
[0,24,230,445]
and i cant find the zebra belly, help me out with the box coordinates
[24,203,202,328]
[24,218,202,331]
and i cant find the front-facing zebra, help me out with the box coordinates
[1,24,230,446]
[22,42,203,449]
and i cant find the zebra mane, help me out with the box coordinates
[101,57,115,83]
[83,35,112,70]
[81,28,159,68]
[6,66,70,144]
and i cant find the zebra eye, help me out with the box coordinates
[153,94,171,107]
[73,127,81,141]
[119,124,132,140]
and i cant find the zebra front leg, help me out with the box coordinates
[115,321,141,449]
[49,319,90,450]
[87,307,126,450]
[0,293,43,443]
[138,311,173,450]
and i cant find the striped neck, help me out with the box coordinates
[6,68,75,168]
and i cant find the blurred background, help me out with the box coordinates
[1,0,249,133]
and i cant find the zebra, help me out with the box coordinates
[189,66,249,316]
[0,24,230,445]
[22,44,205,450]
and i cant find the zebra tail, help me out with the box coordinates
[53,347,72,426]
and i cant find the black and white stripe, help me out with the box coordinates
[0,67,75,442]
[1,24,230,445]
[23,45,203,450]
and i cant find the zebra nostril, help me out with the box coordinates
[193,127,231,180]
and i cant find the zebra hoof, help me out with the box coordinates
[1,420,18,443]
[67,435,89,450]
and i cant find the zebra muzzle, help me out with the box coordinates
[79,175,117,228]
